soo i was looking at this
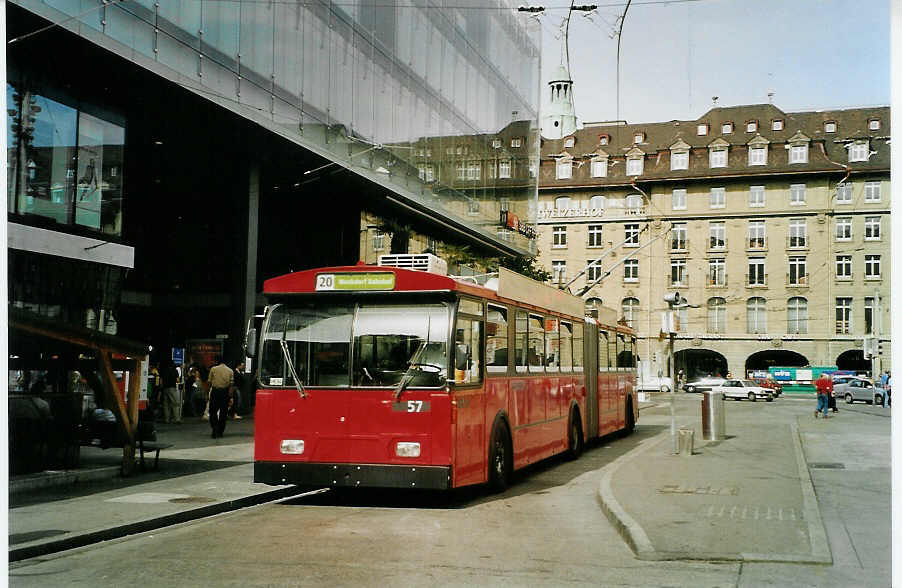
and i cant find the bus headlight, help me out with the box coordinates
[280,440,305,455]
[396,442,421,458]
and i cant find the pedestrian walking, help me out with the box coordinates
[883,372,891,408]
[814,372,832,419]
[207,355,234,438]
[161,359,181,423]
[148,363,163,420]
[230,362,246,420]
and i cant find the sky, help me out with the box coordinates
[537,0,891,125]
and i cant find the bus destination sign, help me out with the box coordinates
[315,272,396,291]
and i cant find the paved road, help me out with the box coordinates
[8,395,890,587]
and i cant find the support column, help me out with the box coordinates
[231,163,259,410]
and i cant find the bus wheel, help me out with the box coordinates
[566,410,583,460]
[489,422,512,492]
[622,399,636,436]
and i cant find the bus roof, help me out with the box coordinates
[264,263,626,330]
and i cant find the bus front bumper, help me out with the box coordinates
[255,461,452,490]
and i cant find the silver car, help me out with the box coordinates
[684,376,725,393]
[834,376,885,405]
[713,379,774,402]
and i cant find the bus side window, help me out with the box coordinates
[572,322,584,372]
[454,317,482,385]
[608,332,618,371]
[559,322,573,372]
[545,317,559,371]
[598,331,609,370]
[528,314,545,372]
[515,310,528,372]
[486,305,509,373]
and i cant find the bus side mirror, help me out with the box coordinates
[245,328,257,358]
[455,343,470,371]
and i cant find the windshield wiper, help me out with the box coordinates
[393,339,427,401]
[280,339,307,399]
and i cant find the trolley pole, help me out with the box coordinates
[663,292,681,454]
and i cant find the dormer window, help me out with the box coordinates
[848,141,869,163]
[511,138,522,148]
[748,145,767,166]
[590,157,608,178]
[746,120,758,133]
[789,144,808,164]
[671,151,689,170]
[709,147,728,168]
[772,119,784,131]
[564,136,575,148]
[626,156,643,176]
[599,135,609,145]
[556,158,572,180]
[722,122,733,134]
[869,118,881,130]
[633,132,644,144]
[824,121,836,133]
[492,139,501,149]
[697,123,708,136]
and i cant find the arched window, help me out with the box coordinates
[554,196,572,210]
[622,297,639,328]
[747,297,767,334]
[586,297,603,308]
[589,195,605,209]
[788,297,808,334]
[707,297,726,333]
[626,194,643,214]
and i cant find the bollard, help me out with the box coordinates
[702,391,726,440]
[678,428,694,456]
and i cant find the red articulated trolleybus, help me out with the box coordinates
[248,254,638,491]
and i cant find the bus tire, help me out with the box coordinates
[488,421,512,493]
[566,409,583,460]
[622,398,636,436]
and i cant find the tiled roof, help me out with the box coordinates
[541,104,889,185]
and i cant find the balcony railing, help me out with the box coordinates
[746,273,768,287]
[706,274,727,287]
[787,273,809,287]
[708,238,727,251]
[747,237,767,250]
[670,238,689,252]
[670,274,689,287]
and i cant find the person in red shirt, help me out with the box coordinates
[814,373,833,419]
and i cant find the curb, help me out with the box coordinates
[10,466,121,496]
[9,485,300,562]
[597,424,833,564]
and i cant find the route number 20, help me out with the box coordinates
[315,274,335,290]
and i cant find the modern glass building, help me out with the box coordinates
[7,0,541,471]
[7,0,542,355]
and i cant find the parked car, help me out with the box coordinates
[683,376,725,393]
[833,376,884,405]
[636,376,674,393]
[712,379,774,402]
[751,377,782,396]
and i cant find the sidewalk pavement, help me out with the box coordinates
[597,404,831,564]
[8,414,297,562]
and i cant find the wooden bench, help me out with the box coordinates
[84,438,173,471]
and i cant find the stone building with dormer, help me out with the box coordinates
[537,103,891,381]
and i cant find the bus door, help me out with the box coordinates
[544,317,564,451]
[485,304,510,483]
[451,300,485,486]
[526,313,548,460]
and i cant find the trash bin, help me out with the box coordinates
[702,391,726,441]
[678,428,694,456]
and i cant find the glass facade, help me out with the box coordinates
[17,0,541,253]
[7,83,125,236]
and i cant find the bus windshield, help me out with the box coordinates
[260,302,450,389]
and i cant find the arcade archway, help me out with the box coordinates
[836,349,870,375]
[674,349,728,380]
[745,350,809,375]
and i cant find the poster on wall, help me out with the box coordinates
[186,339,224,370]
